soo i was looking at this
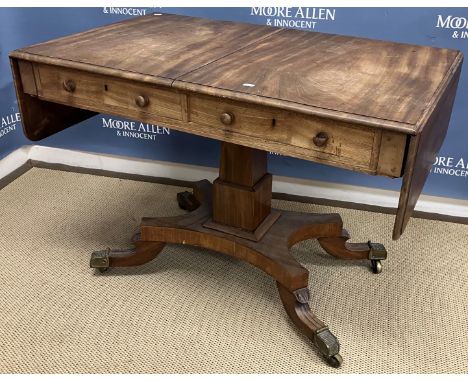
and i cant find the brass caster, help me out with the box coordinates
[177,191,200,211]
[314,327,341,367]
[326,353,343,368]
[90,248,110,272]
[368,241,386,274]
[371,259,383,274]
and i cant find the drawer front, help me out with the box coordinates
[17,61,406,177]
[33,63,183,121]
[189,94,377,170]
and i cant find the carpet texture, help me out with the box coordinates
[0,168,467,373]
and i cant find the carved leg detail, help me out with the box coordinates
[90,241,165,272]
[277,282,342,367]
[318,229,387,273]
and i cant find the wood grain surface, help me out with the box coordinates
[188,93,379,169]
[10,59,97,141]
[17,60,407,176]
[9,12,464,239]
[177,28,460,130]
[35,63,184,121]
[10,12,462,134]
[218,143,267,187]
[13,13,279,85]
[393,54,463,240]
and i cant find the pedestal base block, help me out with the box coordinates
[213,173,272,231]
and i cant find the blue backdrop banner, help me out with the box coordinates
[1,7,467,199]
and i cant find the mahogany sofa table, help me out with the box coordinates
[10,13,463,367]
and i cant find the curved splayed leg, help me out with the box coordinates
[318,229,387,273]
[90,240,165,272]
[277,282,342,367]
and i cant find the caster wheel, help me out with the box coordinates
[326,353,343,368]
[90,249,110,272]
[371,259,382,274]
[97,267,108,273]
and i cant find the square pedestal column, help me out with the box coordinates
[212,142,272,232]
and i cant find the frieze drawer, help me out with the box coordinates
[22,62,184,122]
[16,60,407,177]
[188,94,406,176]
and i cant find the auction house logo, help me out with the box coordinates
[0,112,20,140]
[103,7,147,16]
[431,155,468,178]
[102,117,170,141]
[436,15,468,39]
[251,7,336,30]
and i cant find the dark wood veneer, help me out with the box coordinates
[9,12,463,367]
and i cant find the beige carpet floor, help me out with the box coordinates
[0,167,467,373]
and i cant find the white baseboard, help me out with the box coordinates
[28,145,219,183]
[0,146,31,180]
[1,145,468,218]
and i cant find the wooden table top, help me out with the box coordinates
[13,13,462,135]
[9,13,464,240]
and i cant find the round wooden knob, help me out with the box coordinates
[62,79,76,93]
[135,95,149,108]
[313,132,329,147]
[220,112,234,125]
